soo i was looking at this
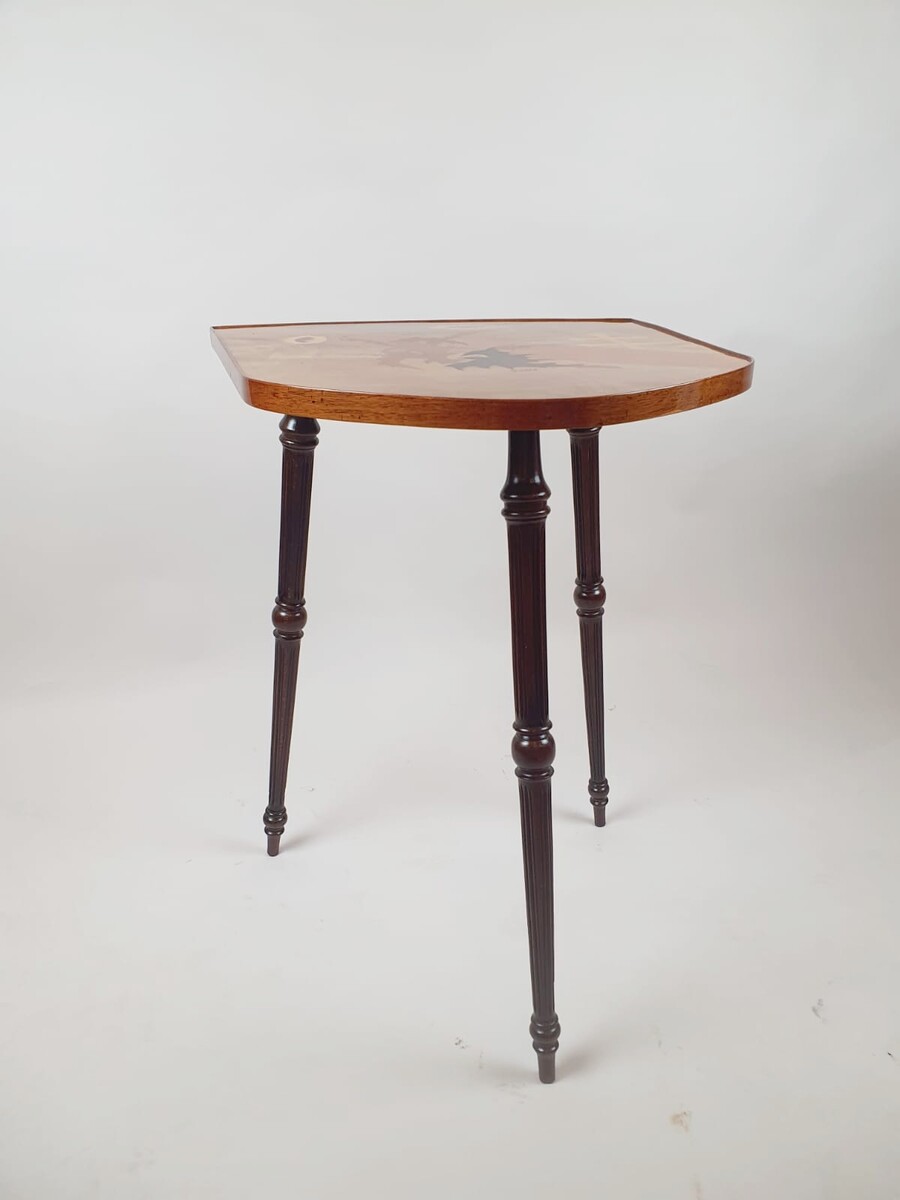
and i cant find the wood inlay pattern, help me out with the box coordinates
[211,319,753,431]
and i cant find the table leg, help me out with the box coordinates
[264,416,319,857]
[501,431,560,1084]
[568,427,609,827]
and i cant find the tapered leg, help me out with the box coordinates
[569,427,609,827]
[501,431,560,1084]
[264,416,319,856]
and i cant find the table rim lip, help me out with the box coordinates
[210,318,754,425]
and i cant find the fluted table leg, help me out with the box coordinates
[501,431,560,1084]
[264,415,319,856]
[569,427,609,827]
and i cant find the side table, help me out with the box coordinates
[211,318,753,1083]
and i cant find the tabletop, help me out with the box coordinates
[211,319,753,431]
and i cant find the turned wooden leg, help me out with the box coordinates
[264,416,319,856]
[569,427,609,827]
[501,431,560,1084]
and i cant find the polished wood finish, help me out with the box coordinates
[211,319,753,431]
[264,416,319,856]
[569,428,609,826]
[501,432,560,1083]
[212,315,755,1085]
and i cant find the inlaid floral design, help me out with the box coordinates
[447,347,565,371]
[215,320,748,402]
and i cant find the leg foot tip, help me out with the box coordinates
[589,778,609,827]
[538,1054,556,1084]
[266,835,281,857]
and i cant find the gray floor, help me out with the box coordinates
[3,572,899,1198]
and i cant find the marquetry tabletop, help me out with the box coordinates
[211,318,753,431]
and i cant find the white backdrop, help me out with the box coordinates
[2,2,899,1197]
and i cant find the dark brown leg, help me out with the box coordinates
[501,431,560,1084]
[569,428,609,827]
[264,415,319,856]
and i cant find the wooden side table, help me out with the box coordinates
[211,318,753,1083]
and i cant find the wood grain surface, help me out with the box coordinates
[211,318,753,430]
